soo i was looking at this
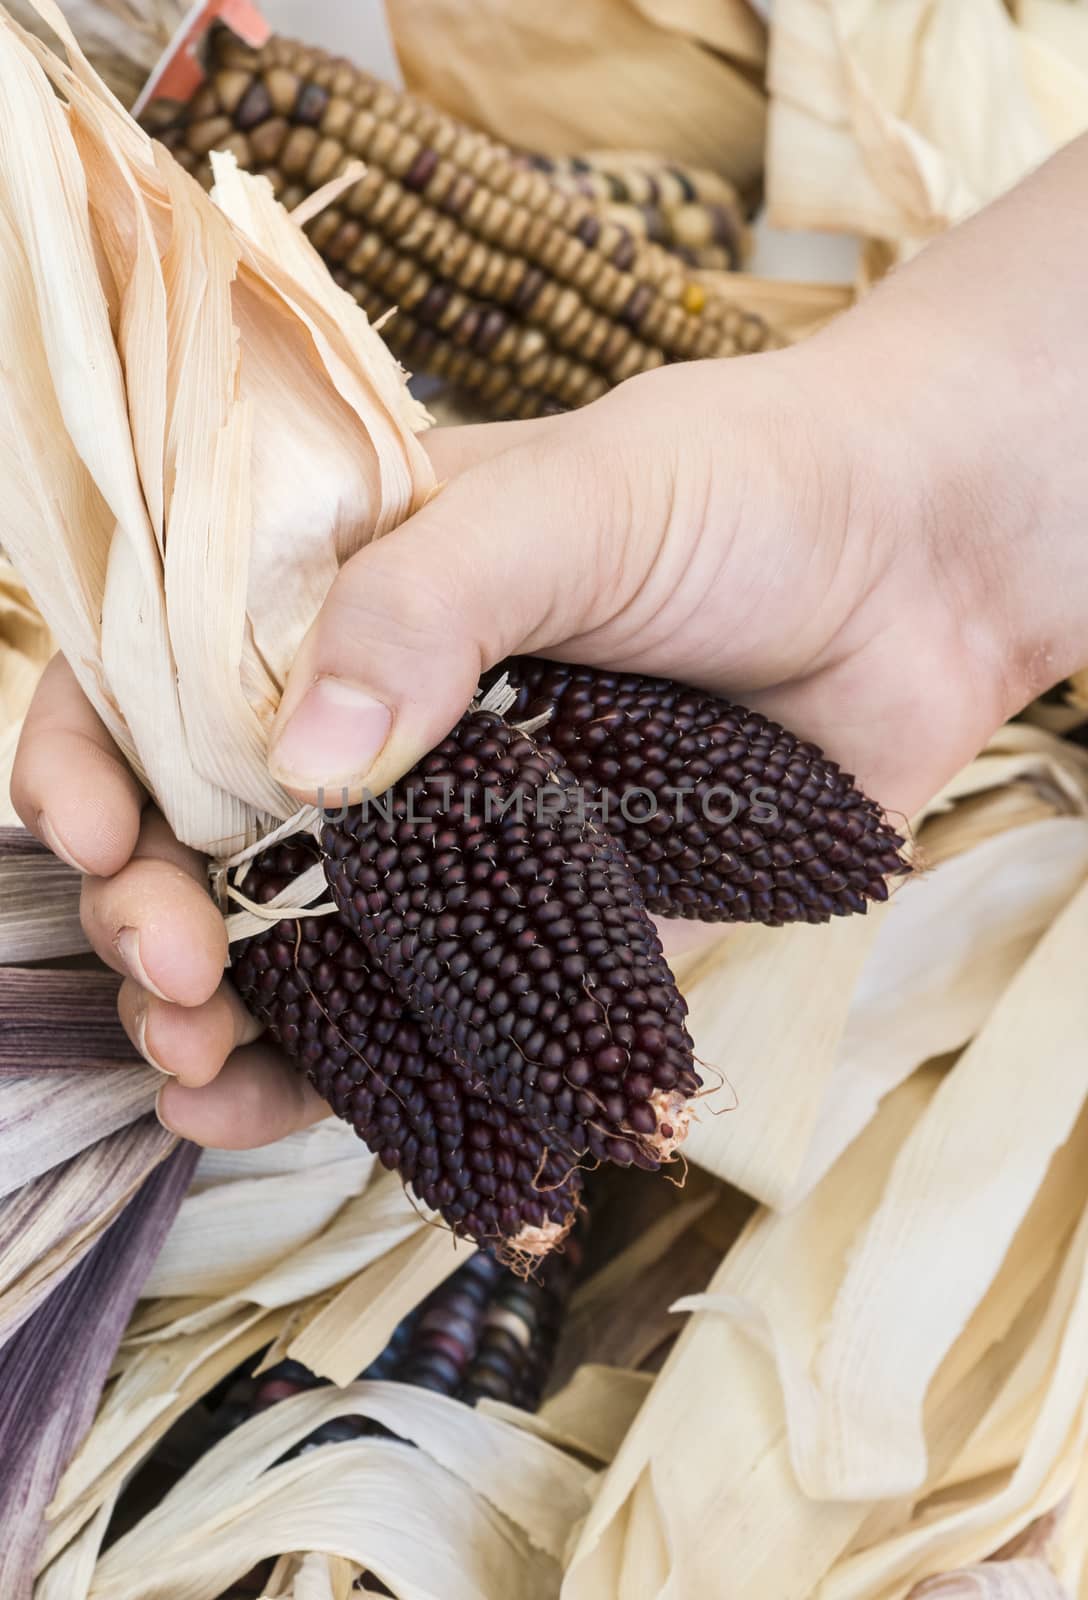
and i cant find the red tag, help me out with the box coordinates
[132,0,271,116]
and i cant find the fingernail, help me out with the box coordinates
[131,994,175,1076]
[115,927,172,1003]
[154,1083,178,1133]
[269,678,392,791]
[37,812,88,874]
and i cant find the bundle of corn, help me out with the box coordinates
[140,25,778,422]
[225,663,908,1260]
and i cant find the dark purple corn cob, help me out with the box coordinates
[231,840,582,1260]
[495,657,911,925]
[321,711,700,1170]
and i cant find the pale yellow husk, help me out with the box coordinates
[0,0,434,860]
[0,556,53,821]
[387,0,768,194]
[767,0,1088,261]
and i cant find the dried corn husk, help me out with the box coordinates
[43,1139,468,1561]
[0,0,434,860]
[386,0,768,196]
[0,833,89,961]
[767,0,1088,259]
[563,862,1088,1597]
[0,1145,196,1598]
[0,559,52,821]
[84,1381,593,1599]
[4,0,183,107]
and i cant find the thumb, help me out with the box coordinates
[266,402,651,804]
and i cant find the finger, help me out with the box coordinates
[267,388,662,803]
[654,916,734,964]
[118,975,262,1086]
[156,1042,330,1147]
[11,654,145,876]
[420,414,553,482]
[81,810,227,1007]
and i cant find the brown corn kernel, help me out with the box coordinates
[306,207,341,253]
[185,115,234,156]
[347,108,376,155]
[330,64,360,99]
[248,115,289,164]
[320,95,353,140]
[262,66,300,116]
[306,136,344,188]
[386,130,422,181]
[221,72,263,125]
[279,125,319,178]
[368,120,400,168]
[326,219,363,263]
[186,82,221,122]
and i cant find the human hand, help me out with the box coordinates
[14,137,1088,1147]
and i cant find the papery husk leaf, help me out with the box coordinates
[388,0,767,192]
[924,726,1088,819]
[0,833,88,960]
[139,1152,375,1299]
[565,870,1088,1597]
[706,877,1088,1503]
[790,818,1088,1203]
[908,1564,1071,1599]
[562,1071,940,1599]
[185,1117,365,1188]
[0,1115,177,1347]
[495,1365,656,1465]
[45,1305,284,1564]
[135,1171,437,1340]
[695,269,854,341]
[89,1394,567,1600]
[681,905,885,1204]
[0,1068,156,1198]
[263,1551,361,1600]
[920,782,1075,867]
[821,1197,1088,1597]
[0,1143,196,1599]
[198,1381,594,1564]
[0,965,134,1074]
[4,0,184,108]
[0,560,52,821]
[282,1218,471,1385]
[766,0,1072,254]
[0,6,434,858]
[34,1488,117,1600]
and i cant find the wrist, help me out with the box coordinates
[815,286,1088,725]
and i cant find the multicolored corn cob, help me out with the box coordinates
[215,1238,581,1455]
[140,26,778,420]
[520,151,749,272]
